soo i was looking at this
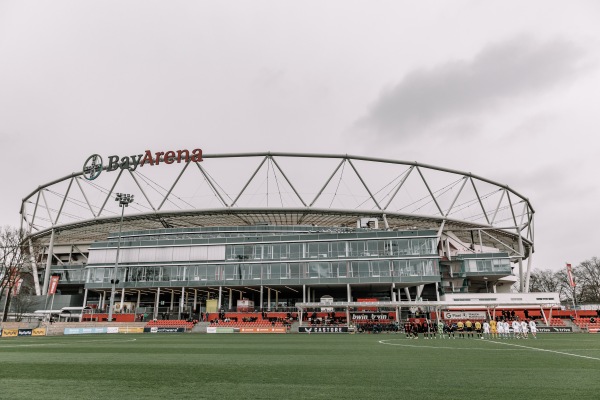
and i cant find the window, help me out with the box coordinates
[309,262,329,278]
[289,243,302,259]
[372,260,390,277]
[272,244,287,259]
[350,241,364,257]
[351,261,370,277]
[332,262,347,278]
[331,241,347,258]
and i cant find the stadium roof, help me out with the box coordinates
[21,152,534,258]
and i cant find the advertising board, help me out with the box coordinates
[239,327,287,334]
[299,326,348,333]
[443,311,487,320]
[64,327,108,335]
[143,327,185,333]
[2,329,18,337]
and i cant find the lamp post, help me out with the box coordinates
[107,193,134,322]
[484,277,489,293]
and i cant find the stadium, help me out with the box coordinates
[15,150,566,326]
[7,150,600,400]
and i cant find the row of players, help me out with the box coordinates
[404,319,538,339]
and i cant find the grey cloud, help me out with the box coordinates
[357,36,586,137]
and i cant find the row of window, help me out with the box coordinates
[88,238,438,265]
[464,258,511,273]
[86,259,439,284]
[226,238,437,261]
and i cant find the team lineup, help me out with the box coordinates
[404,319,538,340]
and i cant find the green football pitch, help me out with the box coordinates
[1,333,600,399]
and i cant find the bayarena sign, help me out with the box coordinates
[83,148,203,180]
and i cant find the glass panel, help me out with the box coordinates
[350,241,364,257]
[289,243,302,259]
[289,263,301,279]
[273,244,288,259]
[372,260,390,277]
[365,241,379,255]
[395,239,410,255]
[309,262,329,278]
[318,242,329,258]
[331,241,347,257]
[223,265,239,280]
[307,243,319,258]
[351,261,370,277]
[332,262,346,277]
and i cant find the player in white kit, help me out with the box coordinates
[483,321,490,339]
[520,320,529,339]
[512,320,520,338]
[529,319,537,339]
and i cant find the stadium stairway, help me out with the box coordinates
[563,319,582,333]
[191,322,210,333]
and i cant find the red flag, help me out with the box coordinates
[566,263,576,287]
[12,278,23,296]
[48,275,60,295]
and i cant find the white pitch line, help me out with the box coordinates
[0,338,137,348]
[489,340,600,361]
[378,339,520,351]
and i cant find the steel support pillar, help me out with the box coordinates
[79,288,88,322]
[42,229,55,295]
[154,287,160,320]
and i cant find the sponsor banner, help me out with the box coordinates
[32,328,46,336]
[2,329,18,338]
[206,327,237,334]
[443,311,487,320]
[299,326,348,333]
[351,314,390,321]
[239,327,287,334]
[536,326,573,333]
[64,327,107,335]
[107,327,119,334]
[18,329,33,336]
[118,327,144,334]
[143,327,185,333]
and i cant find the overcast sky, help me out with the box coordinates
[1,1,599,271]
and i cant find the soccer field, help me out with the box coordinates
[1,333,599,399]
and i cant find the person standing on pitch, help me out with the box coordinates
[503,320,511,339]
[483,320,490,339]
[457,320,464,338]
[521,320,529,339]
[465,319,473,338]
[512,319,521,339]
[529,319,537,339]
[474,320,482,339]
[490,319,497,339]
[437,319,444,339]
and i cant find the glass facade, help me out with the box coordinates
[85,226,440,287]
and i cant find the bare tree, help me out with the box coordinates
[528,268,571,301]
[573,258,600,303]
[0,227,34,322]
[529,259,600,305]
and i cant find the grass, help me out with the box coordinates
[1,333,600,399]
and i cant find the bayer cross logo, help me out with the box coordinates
[83,154,103,180]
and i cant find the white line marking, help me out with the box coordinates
[488,340,600,361]
[378,339,520,351]
[0,338,137,348]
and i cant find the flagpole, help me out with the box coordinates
[566,263,577,317]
